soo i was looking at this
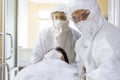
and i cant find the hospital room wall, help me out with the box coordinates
[98,0,108,17]
[28,2,60,48]
[27,0,108,48]
[0,0,2,64]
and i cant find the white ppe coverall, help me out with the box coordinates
[15,50,78,80]
[31,27,79,64]
[31,5,80,64]
[67,0,120,80]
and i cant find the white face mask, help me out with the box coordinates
[53,19,69,37]
[54,20,68,30]
[75,20,97,36]
[44,50,62,60]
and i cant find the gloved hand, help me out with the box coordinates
[79,66,86,80]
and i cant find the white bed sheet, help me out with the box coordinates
[15,59,78,80]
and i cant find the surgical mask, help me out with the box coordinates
[75,20,97,36]
[53,19,69,37]
[44,50,62,60]
[54,20,68,30]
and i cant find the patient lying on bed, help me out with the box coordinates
[15,47,78,80]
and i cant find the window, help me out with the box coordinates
[38,10,53,31]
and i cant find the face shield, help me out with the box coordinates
[52,12,68,29]
[72,9,91,24]
[51,5,69,31]
[67,0,105,35]
[52,12,67,21]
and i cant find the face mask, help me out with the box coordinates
[44,50,62,60]
[75,20,97,36]
[54,20,68,30]
[53,19,69,37]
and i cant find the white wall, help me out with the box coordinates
[18,0,28,48]
[18,48,32,67]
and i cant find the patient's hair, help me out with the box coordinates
[55,47,69,63]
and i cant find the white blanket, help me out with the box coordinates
[15,59,78,80]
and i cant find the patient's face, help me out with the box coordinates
[57,51,65,61]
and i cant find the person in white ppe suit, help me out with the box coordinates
[31,5,80,64]
[15,47,78,80]
[67,0,120,80]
